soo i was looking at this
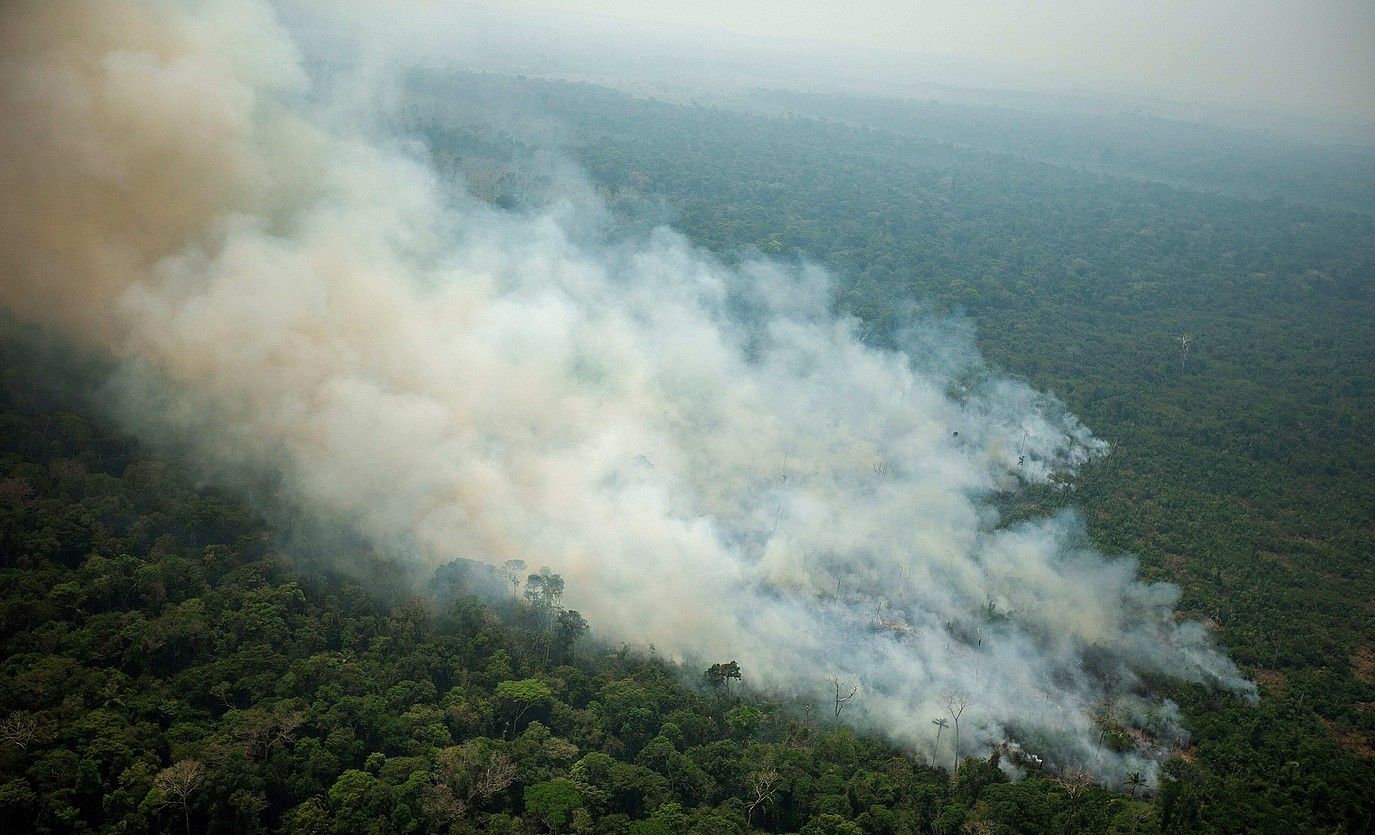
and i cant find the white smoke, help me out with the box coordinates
[0,0,1253,782]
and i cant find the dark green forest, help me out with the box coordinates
[0,326,1161,834]
[417,76,1374,826]
[2,74,1373,833]
[736,89,1375,214]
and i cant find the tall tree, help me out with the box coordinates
[944,691,973,774]
[705,661,742,696]
[931,717,949,758]
[502,559,527,600]
[151,759,204,835]
[495,678,553,738]
[828,675,858,718]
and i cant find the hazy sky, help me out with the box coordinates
[483,0,1375,129]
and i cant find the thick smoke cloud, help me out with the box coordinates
[0,0,1253,781]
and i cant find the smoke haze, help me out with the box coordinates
[0,0,1254,781]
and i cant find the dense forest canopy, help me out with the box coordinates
[1,4,1374,832]
[735,88,1375,214]
[405,72,1374,826]
[407,74,1375,679]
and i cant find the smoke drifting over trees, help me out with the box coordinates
[0,0,1254,781]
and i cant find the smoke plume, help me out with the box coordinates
[0,0,1253,781]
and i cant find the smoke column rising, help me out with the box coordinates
[0,0,1254,781]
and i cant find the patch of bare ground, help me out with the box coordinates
[1251,668,1286,693]
[1159,551,1189,573]
[1318,717,1375,759]
[1352,645,1375,687]
[1257,549,1294,570]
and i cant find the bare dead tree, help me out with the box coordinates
[418,784,466,830]
[745,769,781,825]
[1057,765,1095,833]
[783,721,811,751]
[271,711,304,753]
[231,706,304,762]
[153,759,205,835]
[0,713,37,751]
[437,741,517,807]
[473,755,517,801]
[828,675,858,718]
[1058,766,1093,800]
[944,690,973,774]
[209,681,236,710]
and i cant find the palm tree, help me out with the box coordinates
[1125,771,1144,799]
[931,718,949,759]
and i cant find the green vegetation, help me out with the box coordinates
[409,75,1374,830]
[0,327,1155,832]
[1,73,1373,832]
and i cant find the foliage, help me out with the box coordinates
[3,68,1375,832]
[410,72,1375,831]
